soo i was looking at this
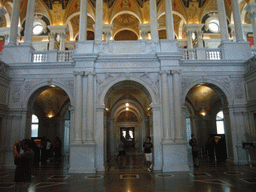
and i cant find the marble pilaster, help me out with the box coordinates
[59,33,67,51]
[73,71,84,144]
[171,70,184,141]
[160,70,172,141]
[86,72,95,143]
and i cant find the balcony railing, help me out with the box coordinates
[57,50,73,62]
[32,50,74,62]
[180,48,223,60]
[206,48,222,60]
[32,51,47,62]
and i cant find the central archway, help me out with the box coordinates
[103,80,152,165]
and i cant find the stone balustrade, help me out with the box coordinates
[32,50,74,62]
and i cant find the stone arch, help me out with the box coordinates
[110,10,142,24]
[24,80,74,110]
[99,78,157,107]
[113,28,139,40]
[182,78,232,106]
[112,99,145,120]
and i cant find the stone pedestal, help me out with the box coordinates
[162,142,190,171]
[69,143,96,173]
[75,41,95,54]
[2,44,35,63]
[219,41,252,60]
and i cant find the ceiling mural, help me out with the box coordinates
[113,14,139,27]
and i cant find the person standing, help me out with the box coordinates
[116,137,126,160]
[13,139,34,192]
[189,134,199,167]
[143,136,153,171]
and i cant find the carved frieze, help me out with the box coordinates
[63,79,74,96]
[232,79,245,99]
[245,56,256,74]
[10,84,21,104]
[0,62,8,75]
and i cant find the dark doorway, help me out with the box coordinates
[120,127,135,149]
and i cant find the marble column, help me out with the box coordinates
[149,0,159,41]
[95,0,103,43]
[49,32,55,50]
[171,70,183,141]
[103,24,113,42]
[216,0,230,42]
[160,70,171,141]
[73,71,84,144]
[79,0,88,41]
[59,33,67,51]
[8,0,21,45]
[23,0,35,45]
[86,72,95,142]
[165,0,175,39]
[186,31,193,48]
[246,3,256,46]
[197,31,204,48]
[139,23,150,40]
[231,0,245,41]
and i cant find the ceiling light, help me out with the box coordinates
[126,107,129,111]
[126,103,129,107]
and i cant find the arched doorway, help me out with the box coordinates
[26,85,71,165]
[103,80,152,164]
[185,83,231,164]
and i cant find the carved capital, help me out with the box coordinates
[73,71,85,76]
[159,70,170,75]
[85,71,96,76]
[170,69,182,75]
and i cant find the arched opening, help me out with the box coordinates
[185,83,230,165]
[104,80,152,166]
[112,13,140,41]
[27,85,71,166]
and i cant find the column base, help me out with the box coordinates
[162,142,190,172]
[69,143,96,173]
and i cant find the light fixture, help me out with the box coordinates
[126,103,129,107]
[50,85,56,87]
[126,107,129,111]
[201,112,206,116]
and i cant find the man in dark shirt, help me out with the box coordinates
[143,136,153,171]
[13,139,34,192]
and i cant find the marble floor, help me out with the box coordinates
[1,151,256,192]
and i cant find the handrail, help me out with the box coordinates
[180,49,197,60]
[206,48,222,60]
[32,51,47,62]
[57,50,74,62]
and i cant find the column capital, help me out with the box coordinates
[170,69,182,75]
[73,71,85,76]
[85,71,96,76]
[159,70,170,75]
[48,25,68,34]
[184,24,204,33]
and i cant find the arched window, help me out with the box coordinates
[31,114,39,137]
[216,111,225,134]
